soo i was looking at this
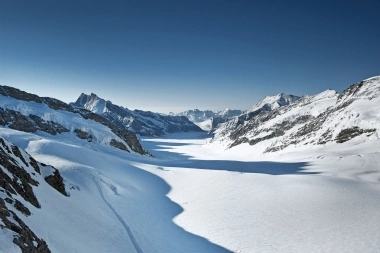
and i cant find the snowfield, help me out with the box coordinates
[1,129,380,253]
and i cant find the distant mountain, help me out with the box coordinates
[170,94,299,132]
[0,86,150,156]
[211,76,380,153]
[247,93,300,113]
[72,93,203,136]
[170,108,243,131]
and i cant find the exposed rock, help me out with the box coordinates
[78,109,151,156]
[0,108,69,135]
[29,157,41,174]
[1,207,51,253]
[0,86,42,103]
[29,115,69,135]
[42,97,74,112]
[110,139,129,151]
[74,129,93,142]
[0,138,58,252]
[11,145,29,167]
[0,109,37,132]
[335,127,376,143]
[14,199,31,216]
[0,140,40,208]
[44,170,67,196]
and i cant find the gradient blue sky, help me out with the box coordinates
[0,0,379,113]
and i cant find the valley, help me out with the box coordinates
[1,76,380,252]
[2,129,380,252]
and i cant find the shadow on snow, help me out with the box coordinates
[139,139,318,175]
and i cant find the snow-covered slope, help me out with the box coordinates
[72,93,203,136]
[0,86,149,156]
[0,137,66,252]
[212,76,380,154]
[140,132,380,253]
[170,108,243,131]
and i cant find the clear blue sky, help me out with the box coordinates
[0,0,379,113]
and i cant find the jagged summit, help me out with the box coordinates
[72,93,203,136]
[247,93,300,113]
[73,93,109,114]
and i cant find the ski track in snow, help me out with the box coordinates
[91,174,144,253]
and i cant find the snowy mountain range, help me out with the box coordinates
[1,76,380,252]
[169,108,243,131]
[0,86,150,156]
[212,76,380,154]
[72,93,203,136]
[171,94,300,131]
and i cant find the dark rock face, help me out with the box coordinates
[0,138,69,252]
[74,129,93,142]
[0,108,69,135]
[0,198,51,253]
[14,199,31,216]
[0,147,41,208]
[42,97,74,112]
[110,139,129,151]
[44,170,68,196]
[0,86,42,103]
[335,127,376,143]
[28,115,69,135]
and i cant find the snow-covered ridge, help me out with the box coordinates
[0,86,149,155]
[211,76,380,153]
[72,93,203,136]
[247,93,300,113]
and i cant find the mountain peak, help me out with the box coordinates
[248,93,300,113]
[72,93,107,114]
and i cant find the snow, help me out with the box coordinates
[247,93,300,113]
[1,127,380,253]
[140,133,380,253]
[0,229,21,253]
[194,118,213,131]
[0,94,136,153]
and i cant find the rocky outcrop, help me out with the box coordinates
[44,169,67,196]
[42,97,75,112]
[0,108,69,135]
[0,198,51,253]
[78,109,151,156]
[335,127,376,143]
[0,86,42,103]
[74,129,93,142]
[110,139,128,151]
[0,137,69,252]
